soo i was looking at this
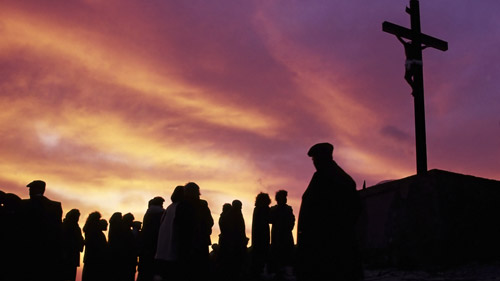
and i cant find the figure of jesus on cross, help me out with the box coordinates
[383,0,448,175]
[396,35,427,94]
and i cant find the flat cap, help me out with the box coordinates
[26,180,46,189]
[307,142,334,157]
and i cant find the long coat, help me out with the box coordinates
[62,220,84,280]
[176,199,214,280]
[297,160,362,281]
[22,196,63,281]
[269,204,295,269]
[82,228,108,281]
[251,205,270,255]
[251,205,270,275]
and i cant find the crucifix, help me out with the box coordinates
[383,0,448,175]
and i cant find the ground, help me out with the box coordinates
[364,262,500,281]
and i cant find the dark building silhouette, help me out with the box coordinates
[297,143,363,281]
[269,190,295,277]
[359,169,500,267]
[62,209,84,281]
[251,192,271,278]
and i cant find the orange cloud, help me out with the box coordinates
[0,8,281,137]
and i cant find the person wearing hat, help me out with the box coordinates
[297,143,363,281]
[23,180,64,281]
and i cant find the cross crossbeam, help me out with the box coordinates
[383,22,448,51]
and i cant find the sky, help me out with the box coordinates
[1,0,499,250]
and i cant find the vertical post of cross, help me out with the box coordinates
[409,0,428,175]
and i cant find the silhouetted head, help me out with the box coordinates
[222,203,232,213]
[149,196,165,208]
[123,213,135,227]
[64,209,81,224]
[109,212,123,225]
[132,221,142,230]
[255,192,271,207]
[211,243,220,252]
[83,211,102,233]
[184,182,201,202]
[232,199,242,210]
[171,185,184,203]
[87,211,102,222]
[308,142,334,170]
[275,190,288,206]
[99,219,108,231]
[27,180,46,197]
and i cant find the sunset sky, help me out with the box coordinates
[1,0,499,249]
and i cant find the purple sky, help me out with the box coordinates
[1,0,499,247]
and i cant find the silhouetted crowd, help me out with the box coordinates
[0,142,364,281]
[0,182,296,281]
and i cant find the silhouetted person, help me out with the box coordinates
[133,221,142,255]
[22,180,63,281]
[218,203,232,247]
[156,186,184,281]
[133,221,142,236]
[132,220,142,257]
[138,196,164,281]
[251,192,271,279]
[297,143,363,281]
[62,209,84,281]
[108,212,125,281]
[209,243,220,279]
[217,203,232,280]
[221,200,249,281]
[82,212,108,281]
[176,182,214,281]
[1,192,23,281]
[122,212,139,281]
[269,190,295,278]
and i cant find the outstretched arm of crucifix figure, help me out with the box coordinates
[396,36,428,51]
[396,36,408,46]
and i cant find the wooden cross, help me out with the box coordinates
[383,0,448,175]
